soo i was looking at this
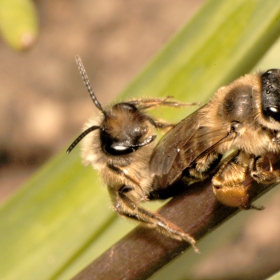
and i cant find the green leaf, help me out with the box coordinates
[0,0,38,50]
[1,0,280,279]
[268,270,280,280]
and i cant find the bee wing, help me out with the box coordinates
[150,110,200,175]
[150,109,230,187]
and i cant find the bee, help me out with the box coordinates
[67,56,200,252]
[150,69,280,209]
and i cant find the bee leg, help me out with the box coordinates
[250,156,280,184]
[241,203,264,211]
[150,119,174,130]
[113,186,199,253]
[212,152,258,209]
[107,164,198,251]
[130,98,199,130]
[129,97,200,110]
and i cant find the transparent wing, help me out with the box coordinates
[150,108,231,188]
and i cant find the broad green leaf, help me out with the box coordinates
[0,0,38,50]
[268,270,280,280]
[1,0,280,279]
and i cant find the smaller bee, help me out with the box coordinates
[67,56,200,252]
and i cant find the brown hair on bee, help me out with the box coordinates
[67,56,200,253]
[150,69,280,210]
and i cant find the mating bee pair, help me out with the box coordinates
[68,56,280,253]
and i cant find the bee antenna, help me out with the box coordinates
[67,125,100,154]
[75,56,107,116]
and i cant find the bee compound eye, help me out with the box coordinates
[106,143,133,156]
[112,145,129,151]
[266,70,274,75]
[101,137,134,155]
[267,106,280,121]
[268,107,279,113]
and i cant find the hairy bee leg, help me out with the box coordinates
[212,152,253,209]
[188,152,222,180]
[250,156,280,184]
[107,164,199,252]
[144,114,174,130]
[114,189,199,253]
[152,120,175,129]
[129,98,200,110]
[132,98,199,130]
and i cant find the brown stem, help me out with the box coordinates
[72,160,277,280]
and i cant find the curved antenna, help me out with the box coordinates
[75,56,107,116]
[67,125,100,154]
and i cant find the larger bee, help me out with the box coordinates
[150,69,280,209]
[67,56,200,252]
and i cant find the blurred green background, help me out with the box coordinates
[1,0,280,279]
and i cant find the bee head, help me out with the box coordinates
[67,56,156,155]
[261,69,280,122]
[101,103,156,156]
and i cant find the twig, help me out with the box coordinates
[72,160,278,280]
